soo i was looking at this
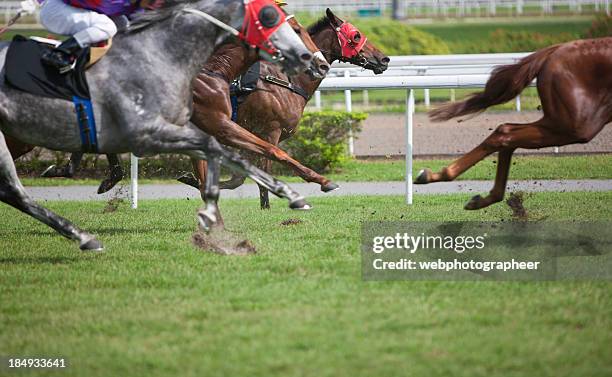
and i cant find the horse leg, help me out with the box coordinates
[464,149,515,210]
[210,119,338,192]
[176,159,203,189]
[97,154,124,194]
[41,152,83,178]
[196,156,224,231]
[419,119,585,210]
[219,172,247,190]
[202,135,310,210]
[0,132,102,251]
[124,121,310,217]
[257,129,281,210]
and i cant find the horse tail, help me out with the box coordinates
[429,44,562,122]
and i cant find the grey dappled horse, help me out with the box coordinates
[0,0,313,251]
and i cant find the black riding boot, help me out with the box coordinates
[41,37,83,74]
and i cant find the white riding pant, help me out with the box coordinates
[39,0,117,47]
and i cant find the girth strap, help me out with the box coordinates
[73,96,98,153]
[260,75,310,101]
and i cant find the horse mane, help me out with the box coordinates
[307,16,330,35]
[127,0,198,33]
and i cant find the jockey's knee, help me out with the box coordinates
[96,16,118,40]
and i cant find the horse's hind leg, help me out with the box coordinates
[219,172,247,190]
[414,124,522,185]
[41,152,84,178]
[464,149,515,210]
[97,154,124,194]
[419,119,582,210]
[0,133,102,251]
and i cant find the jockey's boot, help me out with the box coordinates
[41,37,82,74]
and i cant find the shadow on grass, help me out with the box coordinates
[18,226,192,237]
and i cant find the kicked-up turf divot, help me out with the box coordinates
[192,229,256,256]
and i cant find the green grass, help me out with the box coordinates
[1,192,612,376]
[19,154,612,187]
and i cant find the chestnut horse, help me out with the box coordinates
[6,13,330,198]
[416,37,612,210]
[184,9,390,208]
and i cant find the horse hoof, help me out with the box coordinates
[290,198,312,211]
[40,165,58,178]
[414,168,432,184]
[80,238,104,252]
[97,179,121,194]
[464,195,484,211]
[197,211,218,232]
[321,182,340,192]
[177,172,200,189]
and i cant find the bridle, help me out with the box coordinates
[328,20,369,66]
[183,0,287,61]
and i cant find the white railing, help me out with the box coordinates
[311,52,538,205]
[1,0,608,24]
[285,0,610,16]
[130,52,537,208]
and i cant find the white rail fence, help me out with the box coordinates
[285,0,610,16]
[1,0,608,24]
[130,52,537,208]
[314,52,537,205]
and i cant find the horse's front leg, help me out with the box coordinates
[122,119,311,214]
[196,156,224,231]
[0,132,102,251]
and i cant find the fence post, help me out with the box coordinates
[450,88,456,102]
[130,154,138,209]
[344,70,354,157]
[314,90,321,110]
[405,89,414,205]
[363,90,369,107]
[424,88,430,108]
[515,95,521,112]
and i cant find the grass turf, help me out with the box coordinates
[1,193,611,376]
[18,154,612,187]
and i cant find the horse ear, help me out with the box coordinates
[326,8,341,26]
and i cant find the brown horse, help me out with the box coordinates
[6,13,329,196]
[416,37,612,210]
[184,9,390,208]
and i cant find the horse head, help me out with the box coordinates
[317,8,390,74]
[285,14,330,79]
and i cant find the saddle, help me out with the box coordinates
[228,61,309,122]
[3,35,111,153]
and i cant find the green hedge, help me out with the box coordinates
[351,20,450,55]
[582,15,612,38]
[281,111,368,173]
[296,15,450,55]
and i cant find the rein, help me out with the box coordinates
[182,8,240,36]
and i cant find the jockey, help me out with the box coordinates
[38,0,156,73]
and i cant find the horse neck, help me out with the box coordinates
[203,43,258,81]
[110,3,232,82]
[291,26,341,98]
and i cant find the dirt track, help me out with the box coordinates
[356,112,612,157]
